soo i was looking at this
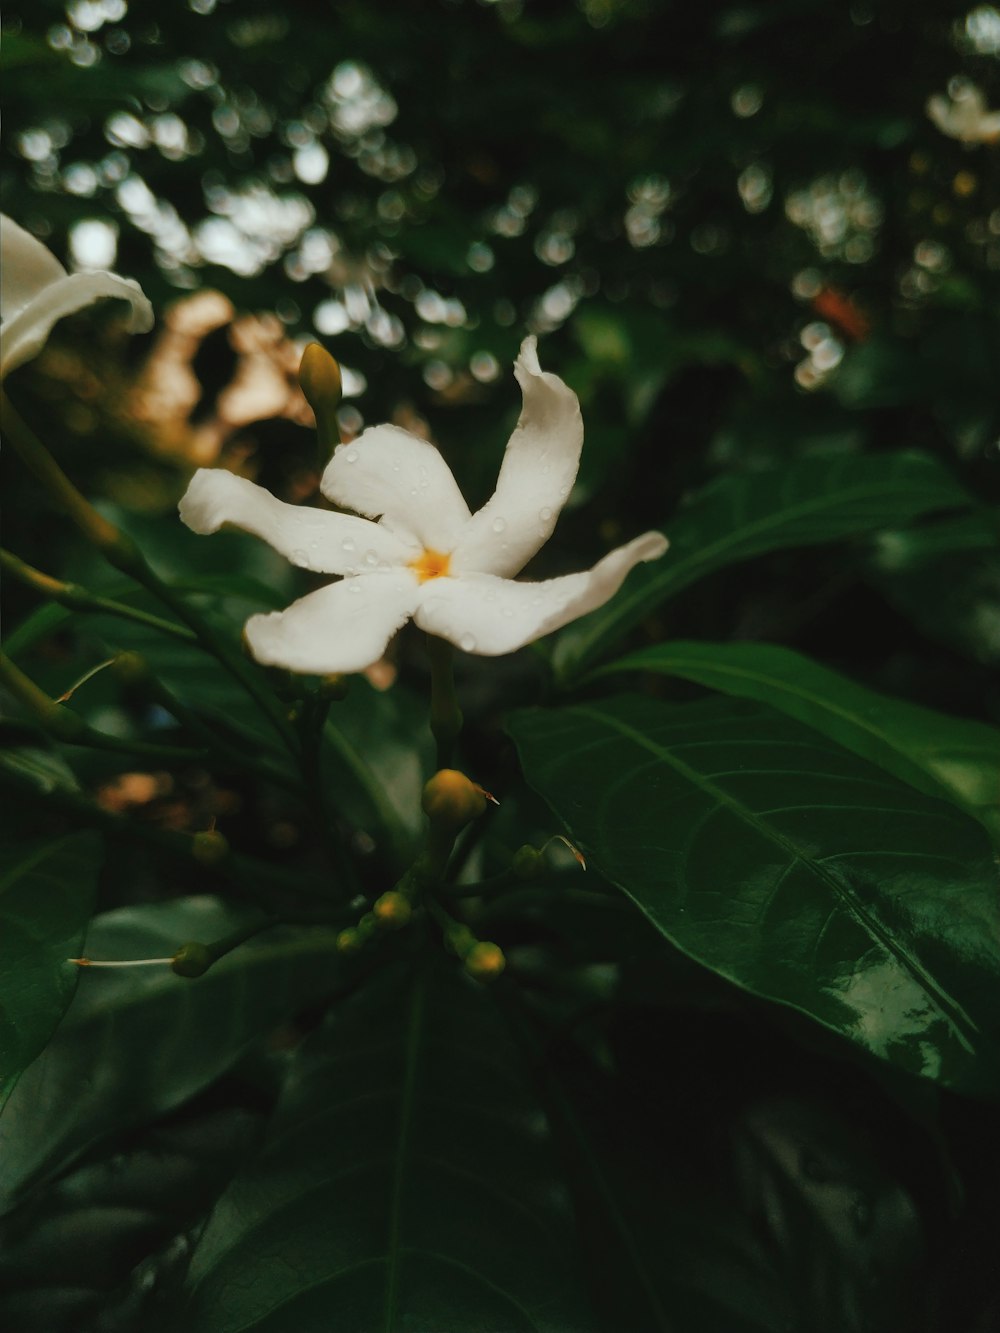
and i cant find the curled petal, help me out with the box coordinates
[178,469,417,575]
[415,531,669,655]
[1,215,153,378]
[451,336,584,579]
[244,571,420,674]
[320,424,471,549]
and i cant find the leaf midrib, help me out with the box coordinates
[574,703,979,1051]
[384,974,424,1332]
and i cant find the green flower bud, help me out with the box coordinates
[421,769,487,830]
[336,927,364,954]
[317,673,349,701]
[171,941,214,978]
[192,829,229,866]
[464,941,506,982]
[512,845,543,879]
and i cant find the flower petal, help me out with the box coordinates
[179,469,417,575]
[320,424,471,548]
[1,215,153,378]
[244,571,420,674]
[414,531,669,655]
[450,336,584,579]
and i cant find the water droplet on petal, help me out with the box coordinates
[344,448,359,464]
[459,632,477,652]
[491,517,507,534]
[363,550,378,566]
[342,538,357,553]
[539,506,552,521]
[291,547,308,566]
[348,581,362,595]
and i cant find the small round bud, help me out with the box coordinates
[421,769,487,830]
[373,891,412,930]
[464,941,506,982]
[172,942,214,978]
[113,651,148,685]
[192,830,229,866]
[299,343,343,414]
[336,927,364,954]
[512,845,543,879]
[318,673,349,701]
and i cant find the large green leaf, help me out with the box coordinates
[595,641,1000,840]
[552,452,973,681]
[0,897,341,1209]
[533,1033,925,1333]
[509,696,1000,1097]
[0,832,101,1109]
[0,1104,262,1333]
[174,964,594,1333]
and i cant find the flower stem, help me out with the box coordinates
[425,635,463,769]
[0,651,208,763]
[0,763,340,915]
[0,392,297,757]
[0,547,196,643]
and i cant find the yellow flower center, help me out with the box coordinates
[409,548,452,583]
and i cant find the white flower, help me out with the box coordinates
[926,83,1000,144]
[179,337,668,674]
[0,213,153,380]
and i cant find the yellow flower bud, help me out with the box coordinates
[421,769,487,830]
[336,927,364,954]
[299,342,343,415]
[373,891,412,929]
[464,941,506,982]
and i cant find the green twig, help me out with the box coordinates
[425,635,462,769]
[1,392,297,757]
[0,652,208,763]
[0,764,340,915]
[1,548,196,643]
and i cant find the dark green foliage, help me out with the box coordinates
[2,0,999,1328]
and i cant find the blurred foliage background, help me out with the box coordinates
[3,0,998,727]
[4,5,1000,1331]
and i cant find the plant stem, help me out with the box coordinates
[1,392,297,757]
[0,764,339,915]
[0,547,196,643]
[0,652,208,763]
[425,635,462,769]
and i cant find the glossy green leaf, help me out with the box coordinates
[865,513,1000,667]
[324,677,434,864]
[0,832,101,1109]
[535,1036,924,1333]
[509,696,1000,1096]
[175,964,594,1333]
[595,641,1000,840]
[0,897,341,1209]
[552,452,973,681]
[0,1105,262,1333]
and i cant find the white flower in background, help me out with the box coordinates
[0,213,153,379]
[180,337,668,674]
[926,82,1000,144]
